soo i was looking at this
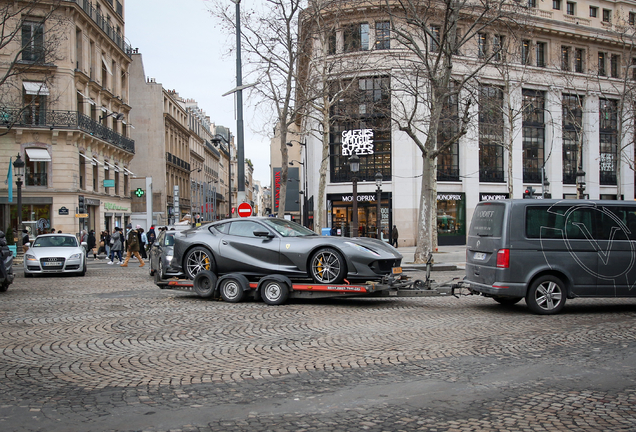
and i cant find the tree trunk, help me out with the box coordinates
[276,126,289,218]
[414,155,436,263]
[315,102,331,234]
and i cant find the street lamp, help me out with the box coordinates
[349,154,359,237]
[212,134,232,217]
[576,168,586,199]
[13,154,25,247]
[375,172,383,239]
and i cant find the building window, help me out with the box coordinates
[598,52,606,76]
[79,155,86,190]
[536,42,546,67]
[562,95,583,184]
[522,40,531,65]
[431,25,441,52]
[602,9,611,23]
[561,46,570,71]
[114,168,120,196]
[632,57,636,80]
[575,48,585,72]
[553,0,561,9]
[344,23,369,52]
[104,166,110,194]
[124,172,129,196]
[590,6,598,17]
[493,35,504,62]
[599,99,617,185]
[437,85,460,182]
[528,0,536,7]
[479,86,504,183]
[478,33,487,58]
[329,77,391,183]
[522,90,545,184]
[611,54,619,78]
[327,28,337,55]
[630,12,636,26]
[93,163,99,192]
[22,20,44,62]
[375,22,390,50]
[24,149,49,187]
[566,2,575,15]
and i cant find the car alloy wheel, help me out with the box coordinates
[310,248,346,284]
[184,247,215,279]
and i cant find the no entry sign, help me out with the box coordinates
[237,202,253,218]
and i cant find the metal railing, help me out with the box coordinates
[479,169,505,183]
[65,0,133,56]
[0,108,134,153]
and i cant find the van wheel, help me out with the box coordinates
[526,276,566,315]
[493,296,522,305]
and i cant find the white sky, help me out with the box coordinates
[125,0,271,187]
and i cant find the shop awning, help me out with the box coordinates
[101,55,112,75]
[77,90,95,105]
[25,148,51,162]
[123,167,135,176]
[92,157,104,167]
[23,82,50,96]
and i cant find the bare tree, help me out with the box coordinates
[384,0,519,262]
[0,0,66,134]
[209,0,304,218]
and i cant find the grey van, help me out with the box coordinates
[465,199,636,314]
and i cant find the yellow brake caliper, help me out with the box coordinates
[317,256,324,277]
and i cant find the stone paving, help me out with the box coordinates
[1,263,636,431]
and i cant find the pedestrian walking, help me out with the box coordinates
[97,230,109,257]
[22,229,30,253]
[121,224,144,267]
[138,226,148,260]
[147,227,156,256]
[391,225,399,248]
[80,229,88,244]
[87,230,98,259]
[107,227,124,264]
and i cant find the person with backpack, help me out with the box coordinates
[121,224,144,267]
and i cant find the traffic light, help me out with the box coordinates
[78,195,86,213]
[523,187,535,199]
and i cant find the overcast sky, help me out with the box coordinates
[125,0,271,187]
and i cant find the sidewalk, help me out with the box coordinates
[398,245,466,271]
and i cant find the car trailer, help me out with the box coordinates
[155,257,469,306]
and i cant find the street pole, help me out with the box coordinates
[234,0,245,205]
[349,155,359,238]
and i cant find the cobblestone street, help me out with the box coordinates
[1,263,636,431]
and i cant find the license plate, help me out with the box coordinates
[43,261,62,267]
[392,267,403,275]
[474,252,486,261]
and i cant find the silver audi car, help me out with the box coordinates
[24,234,87,277]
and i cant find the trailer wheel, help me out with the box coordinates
[493,296,523,305]
[219,277,246,303]
[261,280,289,305]
[526,275,566,315]
[193,270,217,298]
[309,248,346,284]
[413,279,426,290]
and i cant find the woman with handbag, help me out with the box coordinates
[107,228,124,264]
[87,230,98,259]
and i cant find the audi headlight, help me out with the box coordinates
[344,241,380,257]
[25,254,38,262]
[69,253,82,260]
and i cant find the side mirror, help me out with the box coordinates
[253,230,274,239]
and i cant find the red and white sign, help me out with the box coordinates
[237,202,253,218]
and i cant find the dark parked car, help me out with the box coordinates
[171,217,402,284]
[149,229,185,281]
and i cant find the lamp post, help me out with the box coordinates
[375,172,383,239]
[13,154,25,246]
[576,168,586,199]
[349,155,359,238]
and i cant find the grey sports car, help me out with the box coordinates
[172,217,402,284]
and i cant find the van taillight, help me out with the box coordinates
[496,249,510,268]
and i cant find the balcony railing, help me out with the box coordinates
[0,108,134,153]
[523,169,542,184]
[65,0,132,56]
[600,171,617,185]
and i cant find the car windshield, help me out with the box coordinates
[33,236,78,247]
[262,218,317,238]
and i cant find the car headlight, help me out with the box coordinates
[165,254,173,262]
[344,241,380,257]
[25,254,38,262]
[69,253,82,260]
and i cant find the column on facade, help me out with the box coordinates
[462,86,480,224]
[584,93,600,199]
[509,85,524,198]
[546,87,563,199]
[620,103,635,200]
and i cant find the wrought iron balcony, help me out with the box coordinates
[0,108,134,153]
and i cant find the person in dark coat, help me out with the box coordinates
[22,229,30,253]
[121,224,144,267]
[391,225,399,248]
[108,228,123,264]
[87,230,98,259]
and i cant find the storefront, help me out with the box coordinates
[479,192,509,202]
[437,193,466,246]
[104,202,130,232]
[0,197,52,242]
[328,192,392,241]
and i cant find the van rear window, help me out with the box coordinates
[469,203,505,237]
